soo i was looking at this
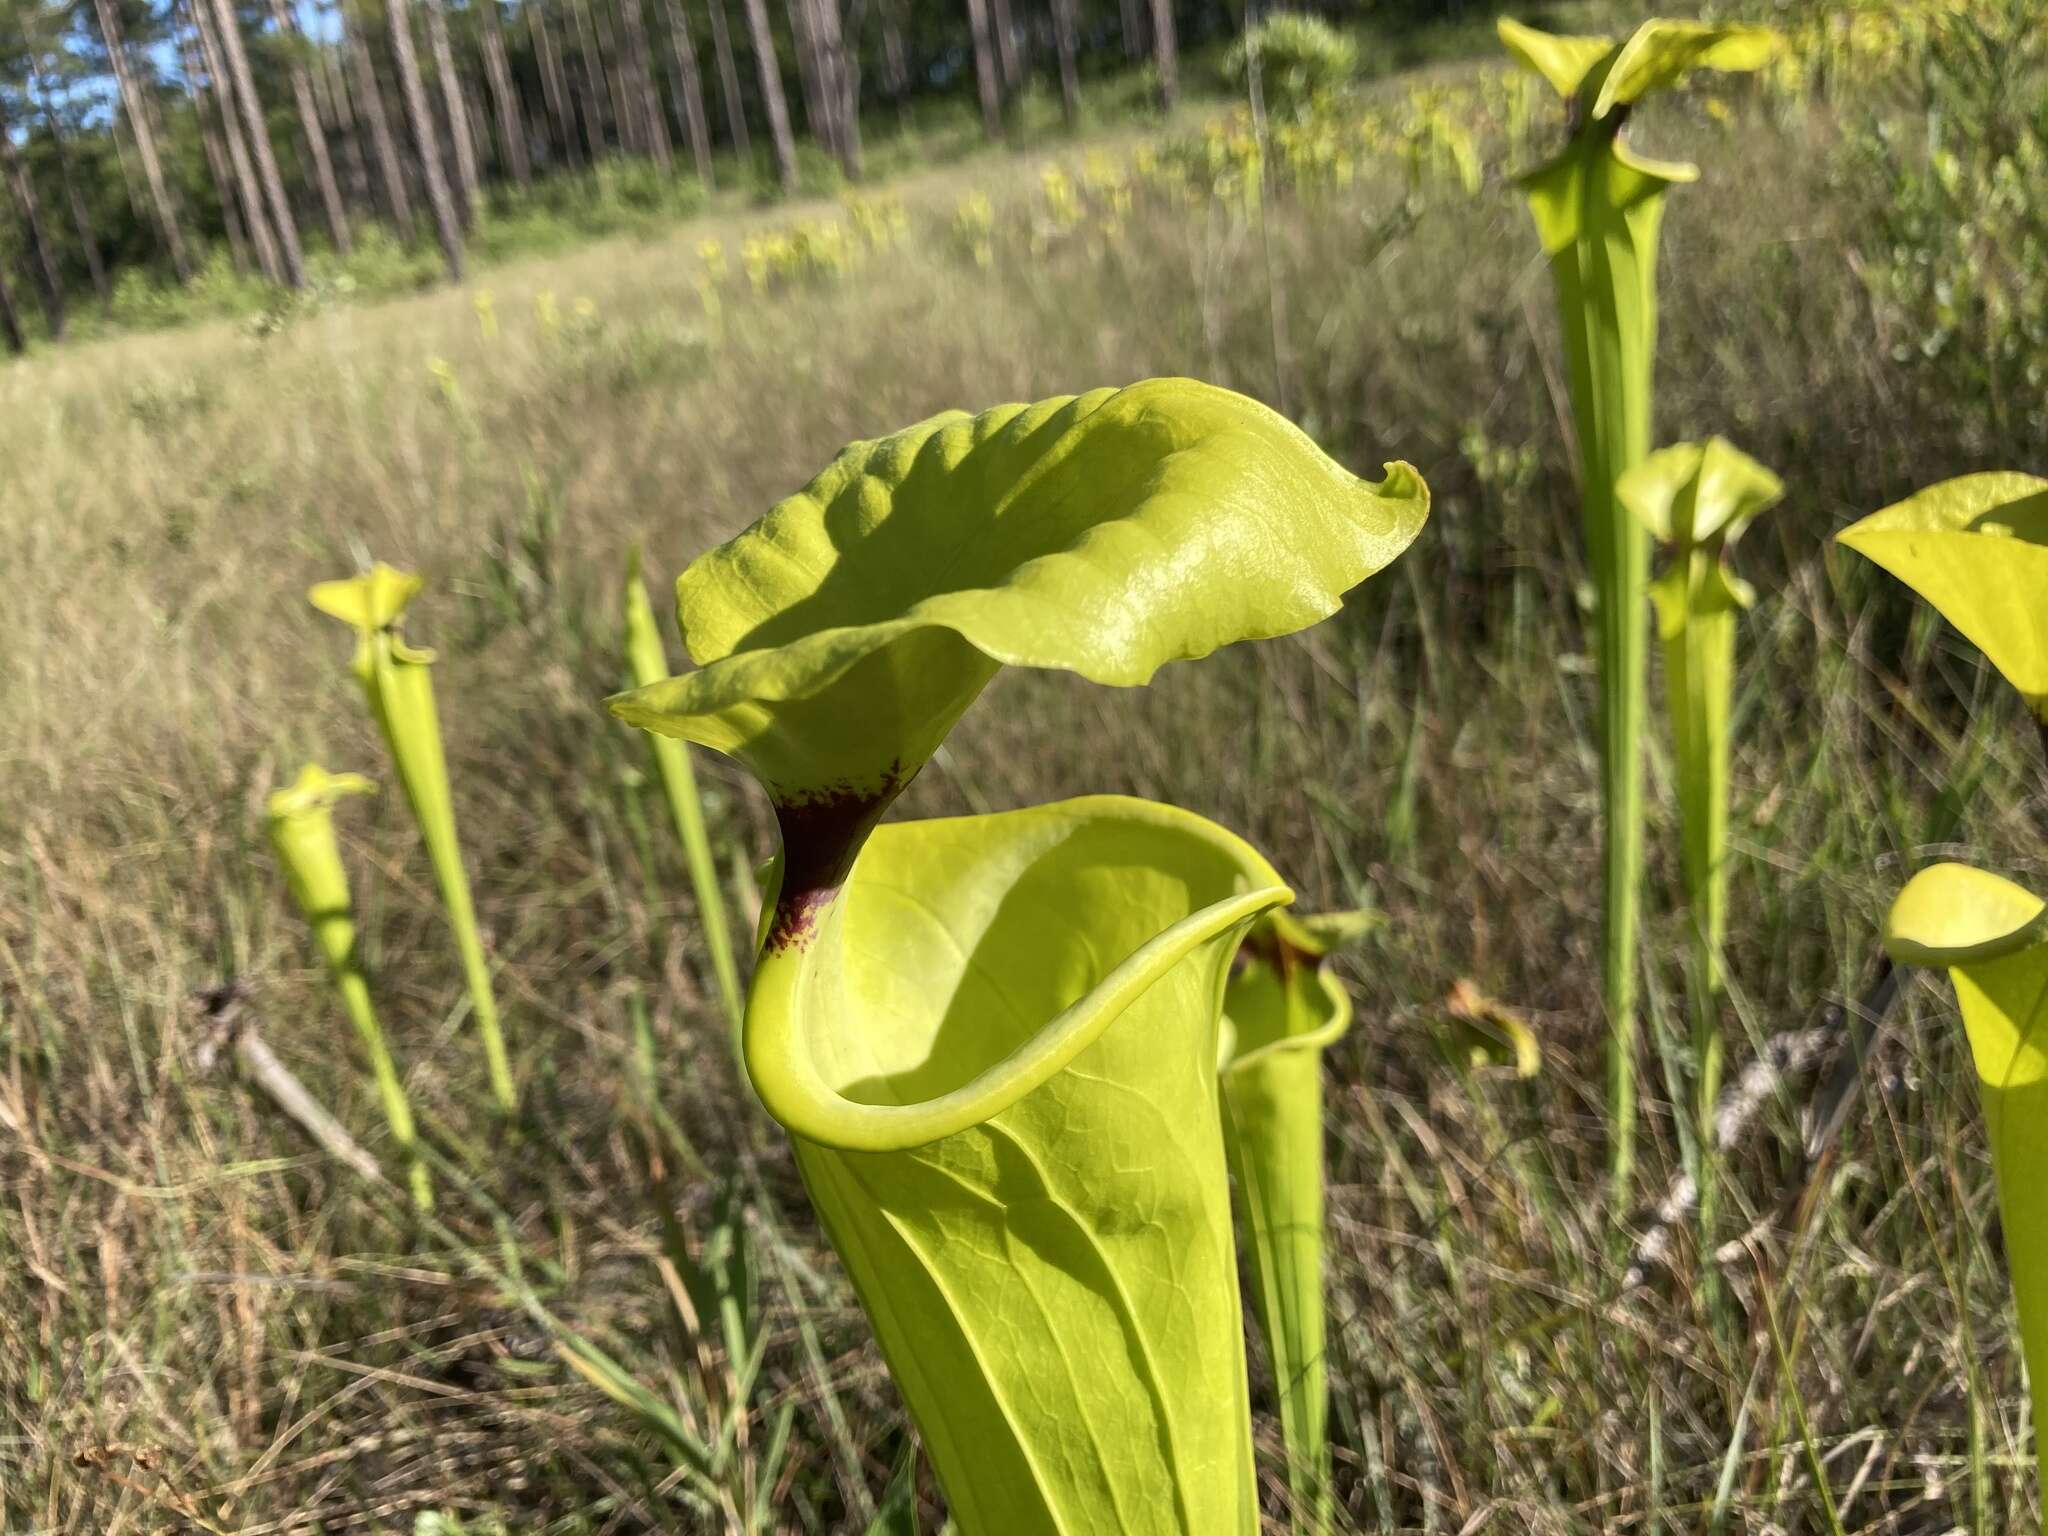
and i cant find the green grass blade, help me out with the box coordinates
[623,551,745,1047]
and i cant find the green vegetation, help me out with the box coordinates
[604,379,1421,1524]
[7,2,2048,1530]
[312,563,517,1112]
[622,548,744,1043]
[1499,14,1779,1194]
[1618,436,1781,1263]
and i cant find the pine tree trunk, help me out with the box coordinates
[29,66,112,304]
[619,0,671,169]
[987,0,1018,95]
[565,1,609,160]
[569,0,617,153]
[90,0,192,280]
[317,47,374,212]
[176,16,254,273]
[738,0,796,189]
[703,0,748,157]
[1050,0,1080,128]
[662,0,715,183]
[463,65,494,179]
[1148,0,1177,108]
[877,0,908,126]
[266,0,352,252]
[810,0,858,178]
[0,262,25,354]
[424,0,481,222]
[1119,0,1146,62]
[190,0,283,281]
[476,0,532,185]
[388,0,466,276]
[963,0,1002,139]
[529,1,582,167]
[586,0,637,154]
[208,0,307,284]
[346,4,415,234]
[785,0,826,150]
[0,98,66,336]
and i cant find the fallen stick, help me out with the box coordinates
[192,981,390,1190]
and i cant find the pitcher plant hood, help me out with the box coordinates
[1499,16,1780,245]
[1838,472,2048,723]
[606,377,1427,819]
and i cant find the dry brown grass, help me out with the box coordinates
[4,77,2048,1534]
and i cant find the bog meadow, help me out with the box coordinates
[4,0,2048,1529]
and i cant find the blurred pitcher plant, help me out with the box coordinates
[267,764,433,1210]
[1499,13,1778,1190]
[312,564,516,1113]
[609,378,1427,1532]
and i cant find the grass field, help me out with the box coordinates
[6,25,2048,1534]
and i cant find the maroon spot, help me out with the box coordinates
[765,766,910,951]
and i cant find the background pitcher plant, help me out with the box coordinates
[311,564,517,1114]
[610,377,1428,1532]
[1218,907,1371,1531]
[1499,13,1778,1191]
[266,764,433,1211]
[1618,436,1781,1241]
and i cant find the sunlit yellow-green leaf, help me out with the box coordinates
[609,382,1428,1534]
[1592,21,1780,116]
[1838,472,2048,722]
[1885,862,2048,968]
[1496,16,1615,101]
[309,562,424,634]
[1884,864,2048,1507]
[1496,16,1777,120]
[766,796,1287,1533]
[608,378,1427,811]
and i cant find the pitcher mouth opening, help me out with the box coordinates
[742,795,1293,1153]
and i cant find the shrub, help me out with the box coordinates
[1224,13,1359,120]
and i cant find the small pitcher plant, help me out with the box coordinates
[610,378,1428,1531]
[1499,14,1779,1190]
[311,565,515,1113]
[1618,438,1781,1195]
[267,764,433,1210]
[1218,907,1371,1529]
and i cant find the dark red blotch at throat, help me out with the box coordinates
[766,768,909,951]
